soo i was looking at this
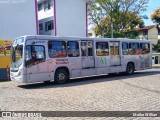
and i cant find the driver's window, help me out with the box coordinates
[26,46,32,61]
[32,46,45,59]
[25,45,45,61]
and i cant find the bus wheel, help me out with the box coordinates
[55,69,68,84]
[126,63,135,75]
[44,81,51,84]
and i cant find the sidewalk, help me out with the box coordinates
[152,64,160,69]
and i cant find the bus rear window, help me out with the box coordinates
[48,41,67,58]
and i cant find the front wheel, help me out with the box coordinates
[55,69,68,84]
[126,63,135,75]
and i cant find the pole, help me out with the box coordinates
[111,23,113,38]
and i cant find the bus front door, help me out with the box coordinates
[81,41,95,69]
[110,42,121,66]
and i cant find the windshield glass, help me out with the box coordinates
[11,45,23,68]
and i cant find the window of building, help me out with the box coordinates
[140,43,150,54]
[96,42,109,56]
[38,3,42,11]
[48,41,67,58]
[143,30,148,35]
[67,41,79,57]
[44,0,53,11]
[45,20,53,31]
[39,23,43,31]
[122,42,128,55]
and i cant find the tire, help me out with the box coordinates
[126,63,135,75]
[55,69,68,84]
[44,81,51,84]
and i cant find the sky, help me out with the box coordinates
[144,0,160,26]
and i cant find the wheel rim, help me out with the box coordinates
[58,73,65,81]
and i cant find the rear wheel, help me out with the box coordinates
[55,69,68,84]
[126,63,135,75]
[44,81,51,84]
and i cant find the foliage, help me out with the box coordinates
[151,8,160,25]
[88,0,149,37]
[152,40,160,52]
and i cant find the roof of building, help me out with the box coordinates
[135,25,156,31]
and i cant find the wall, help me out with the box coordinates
[0,0,38,40]
[54,0,87,37]
[148,27,158,45]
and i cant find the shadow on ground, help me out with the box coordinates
[18,69,160,89]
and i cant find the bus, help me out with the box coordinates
[10,35,152,84]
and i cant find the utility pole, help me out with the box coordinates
[111,23,113,38]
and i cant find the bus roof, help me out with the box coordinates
[21,35,151,43]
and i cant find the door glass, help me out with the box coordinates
[88,41,93,56]
[114,42,119,55]
[110,42,114,55]
[81,42,86,56]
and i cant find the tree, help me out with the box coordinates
[151,8,160,25]
[93,11,144,38]
[88,0,149,37]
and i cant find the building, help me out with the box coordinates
[136,25,160,45]
[37,0,88,37]
[136,25,160,64]
[38,0,54,35]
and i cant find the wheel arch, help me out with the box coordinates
[55,66,70,78]
[127,61,135,71]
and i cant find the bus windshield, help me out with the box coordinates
[11,45,23,68]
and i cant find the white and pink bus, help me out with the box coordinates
[10,35,152,84]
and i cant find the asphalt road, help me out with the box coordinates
[0,68,160,119]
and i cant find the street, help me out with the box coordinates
[0,68,160,119]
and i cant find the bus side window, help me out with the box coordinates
[122,42,128,55]
[33,46,45,59]
[140,43,150,54]
[96,42,109,56]
[129,43,137,55]
[48,41,67,58]
[67,41,79,57]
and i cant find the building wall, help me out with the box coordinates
[55,0,87,37]
[38,0,87,37]
[0,0,38,40]
[148,27,158,45]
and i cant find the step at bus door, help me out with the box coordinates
[110,41,121,66]
[81,41,95,69]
